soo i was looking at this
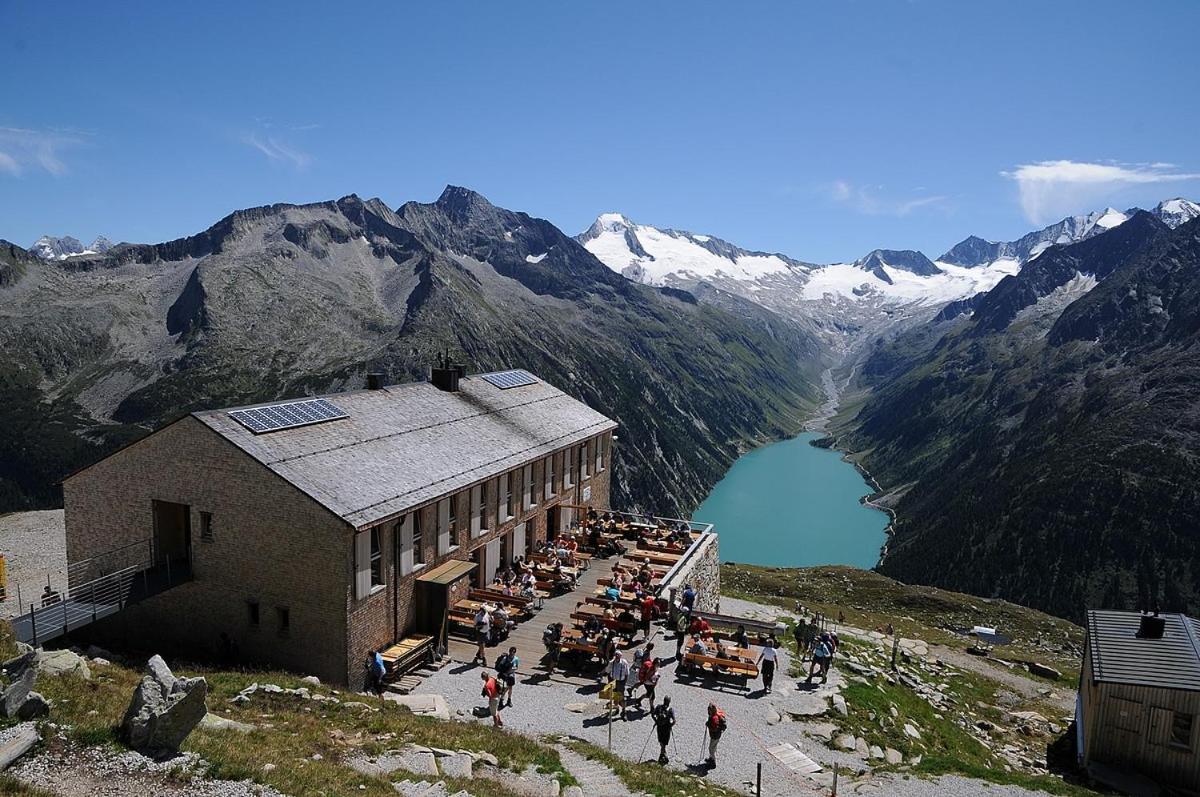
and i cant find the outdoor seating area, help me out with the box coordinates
[443,508,713,675]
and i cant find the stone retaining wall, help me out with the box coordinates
[661,531,720,612]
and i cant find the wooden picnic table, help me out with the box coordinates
[455,598,498,614]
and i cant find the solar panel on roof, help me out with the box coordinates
[228,398,348,434]
[481,369,539,389]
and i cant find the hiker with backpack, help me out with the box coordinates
[635,655,661,709]
[704,703,727,768]
[542,622,563,668]
[807,635,833,684]
[606,650,631,720]
[495,646,519,708]
[652,695,676,764]
[480,670,504,727]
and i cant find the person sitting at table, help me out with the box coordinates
[637,562,653,588]
[520,576,542,608]
[616,606,637,640]
[492,605,512,643]
[499,566,516,587]
[583,614,603,639]
[689,615,712,638]
[605,584,621,602]
[632,582,645,600]
[689,636,709,656]
[733,624,750,650]
[603,605,616,620]
[554,564,576,591]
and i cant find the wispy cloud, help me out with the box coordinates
[830,180,949,217]
[1003,160,1200,224]
[243,132,312,170]
[0,127,85,177]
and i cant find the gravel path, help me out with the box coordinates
[418,628,838,797]
[0,509,67,618]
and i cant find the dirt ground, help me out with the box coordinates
[0,509,68,618]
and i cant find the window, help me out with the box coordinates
[523,464,534,510]
[596,436,604,472]
[1171,712,1194,749]
[499,470,513,520]
[480,481,491,531]
[449,494,458,536]
[412,511,425,565]
[438,498,452,555]
[565,447,575,488]
[276,606,290,637]
[1112,698,1143,732]
[370,527,384,586]
[247,600,260,627]
[470,484,483,537]
[354,530,374,598]
[544,456,555,497]
[580,442,590,480]
[199,511,213,542]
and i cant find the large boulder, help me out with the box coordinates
[35,649,91,680]
[2,668,36,718]
[121,655,208,754]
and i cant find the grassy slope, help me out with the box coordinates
[723,564,1085,677]
[722,565,1097,795]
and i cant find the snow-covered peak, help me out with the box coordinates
[29,234,113,260]
[1153,197,1200,228]
[578,214,801,286]
[1088,207,1128,231]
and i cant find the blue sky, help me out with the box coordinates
[2,0,1198,263]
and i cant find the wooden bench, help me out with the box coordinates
[470,589,536,617]
[680,652,760,688]
[571,611,637,636]
[380,635,433,681]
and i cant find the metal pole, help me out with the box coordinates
[62,594,69,637]
[91,582,97,622]
[756,762,762,797]
[30,603,38,647]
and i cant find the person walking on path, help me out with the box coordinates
[636,655,661,709]
[757,634,779,694]
[703,703,727,769]
[652,695,676,764]
[481,671,504,727]
[496,646,519,708]
[807,636,833,684]
[606,650,631,720]
[474,606,491,666]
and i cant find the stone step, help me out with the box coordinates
[552,745,629,797]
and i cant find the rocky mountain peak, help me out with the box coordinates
[854,249,940,280]
[433,185,495,220]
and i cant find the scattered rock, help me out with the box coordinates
[121,655,208,754]
[563,788,583,797]
[903,723,921,740]
[1027,662,1062,680]
[868,745,884,759]
[384,693,450,720]
[0,724,40,771]
[884,747,903,765]
[301,675,321,686]
[439,752,473,779]
[35,649,91,680]
[199,712,255,733]
[836,734,857,751]
[1,668,47,720]
[831,694,848,716]
[854,737,869,755]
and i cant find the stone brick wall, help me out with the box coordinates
[660,531,721,613]
[64,416,350,684]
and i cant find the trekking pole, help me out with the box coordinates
[756,762,762,796]
[699,728,708,765]
[638,723,655,761]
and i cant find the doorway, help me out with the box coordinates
[152,500,192,566]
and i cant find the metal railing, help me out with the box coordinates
[11,550,193,646]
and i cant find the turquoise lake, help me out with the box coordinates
[693,432,889,568]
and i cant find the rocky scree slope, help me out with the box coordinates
[837,213,1200,621]
[0,187,824,515]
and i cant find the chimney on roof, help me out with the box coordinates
[1136,610,1166,640]
[431,351,465,392]
[366,372,386,391]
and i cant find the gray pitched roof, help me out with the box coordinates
[194,373,616,529]
[1086,609,1200,692]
